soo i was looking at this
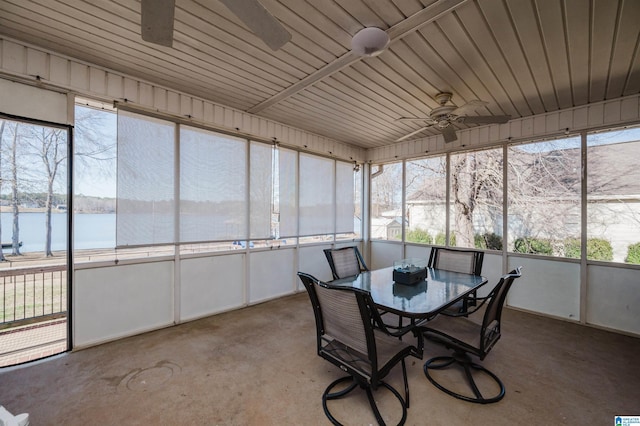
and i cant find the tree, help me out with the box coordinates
[405,152,502,248]
[371,164,402,217]
[9,122,22,255]
[450,149,503,248]
[507,141,581,250]
[24,126,66,256]
[74,105,117,182]
[405,156,447,242]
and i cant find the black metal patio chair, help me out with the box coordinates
[323,246,369,280]
[298,272,419,425]
[421,267,522,404]
[428,247,484,315]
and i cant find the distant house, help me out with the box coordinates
[371,217,402,240]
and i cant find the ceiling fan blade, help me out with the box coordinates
[396,117,438,127]
[450,99,488,116]
[461,115,511,124]
[396,117,430,122]
[441,125,458,143]
[141,0,175,47]
[396,126,431,142]
[219,0,292,51]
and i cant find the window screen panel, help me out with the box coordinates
[587,127,640,263]
[370,162,403,240]
[278,147,297,238]
[117,110,175,246]
[180,126,247,242]
[250,141,273,239]
[299,153,334,236]
[336,161,355,234]
[405,156,447,245]
[508,137,581,256]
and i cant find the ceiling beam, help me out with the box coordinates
[247,0,469,114]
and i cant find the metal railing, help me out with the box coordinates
[0,265,67,328]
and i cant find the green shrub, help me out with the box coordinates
[406,228,432,244]
[625,242,640,264]
[486,233,503,251]
[475,232,503,250]
[474,234,486,249]
[563,238,581,259]
[587,238,613,261]
[435,232,455,246]
[514,237,553,255]
[563,238,613,261]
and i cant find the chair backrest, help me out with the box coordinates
[428,247,484,275]
[479,267,522,355]
[323,246,369,279]
[297,272,379,379]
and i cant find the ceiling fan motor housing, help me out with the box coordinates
[431,92,457,126]
[430,105,457,119]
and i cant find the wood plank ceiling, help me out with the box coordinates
[0,0,639,149]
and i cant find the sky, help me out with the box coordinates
[74,104,117,198]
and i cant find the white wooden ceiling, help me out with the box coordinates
[1,0,639,149]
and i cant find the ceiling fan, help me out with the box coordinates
[141,0,292,50]
[395,92,511,143]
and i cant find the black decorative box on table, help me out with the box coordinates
[392,258,427,285]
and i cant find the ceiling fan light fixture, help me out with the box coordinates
[351,27,390,57]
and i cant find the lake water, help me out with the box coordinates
[0,212,115,252]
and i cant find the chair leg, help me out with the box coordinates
[423,353,506,404]
[322,376,359,425]
[364,386,386,425]
[322,376,408,425]
[401,359,409,408]
[324,376,359,401]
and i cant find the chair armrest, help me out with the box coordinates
[438,295,491,317]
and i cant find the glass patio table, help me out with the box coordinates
[330,266,488,321]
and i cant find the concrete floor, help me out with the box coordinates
[0,292,639,425]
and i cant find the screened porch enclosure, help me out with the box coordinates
[0,35,639,365]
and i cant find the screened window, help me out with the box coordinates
[587,127,640,263]
[179,126,247,242]
[117,110,175,246]
[370,162,402,240]
[73,103,117,252]
[95,109,359,254]
[450,148,503,249]
[250,141,272,240]
[507,137,581,257]
[336,163,362,240]
[299,153,335,238]
[353,165,362,239]
[336,160,355,235]
[405,156,446,245]
[277,147,297,239]
[0,117,69,257]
